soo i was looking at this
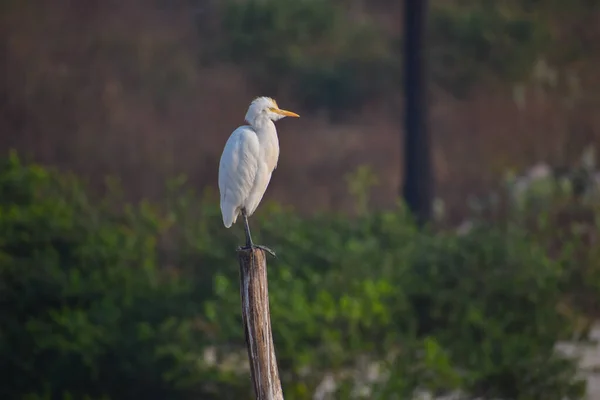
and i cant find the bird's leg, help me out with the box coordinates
[239,208,276,257]
[242,208,254,248]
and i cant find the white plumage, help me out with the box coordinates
[219,126,260,227]
[218,96,299,252]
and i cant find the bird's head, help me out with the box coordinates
[245,96,300,125]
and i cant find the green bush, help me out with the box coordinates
[207,217,586,399]
[0,153,593,399]
[0,154,248,400]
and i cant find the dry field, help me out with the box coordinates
[1,1,600,221]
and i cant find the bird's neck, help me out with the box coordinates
[251,117,277,141]
[251,116,280,169]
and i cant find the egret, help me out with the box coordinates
[218,96,300,256]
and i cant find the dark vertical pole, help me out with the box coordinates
[402,0,432,224]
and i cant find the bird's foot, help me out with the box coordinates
[237,244,276,258]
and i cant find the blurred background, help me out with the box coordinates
[2,0,600,399]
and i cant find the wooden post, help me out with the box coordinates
[237,248,284,400]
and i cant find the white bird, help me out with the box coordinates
[218,96,299,255]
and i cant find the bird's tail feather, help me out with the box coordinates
[221,202,239,228]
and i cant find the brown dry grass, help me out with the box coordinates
[1,0,600,220]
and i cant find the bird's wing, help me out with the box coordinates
[218,126,260,211]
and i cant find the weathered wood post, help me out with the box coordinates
[237,247,284,400]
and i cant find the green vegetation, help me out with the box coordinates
[213,0,398,116]
[429,2,549,95]
[2,152,598,399]
[205,0,560,110]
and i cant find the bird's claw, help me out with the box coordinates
[237,244,277,258]
[254,245,276,257]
